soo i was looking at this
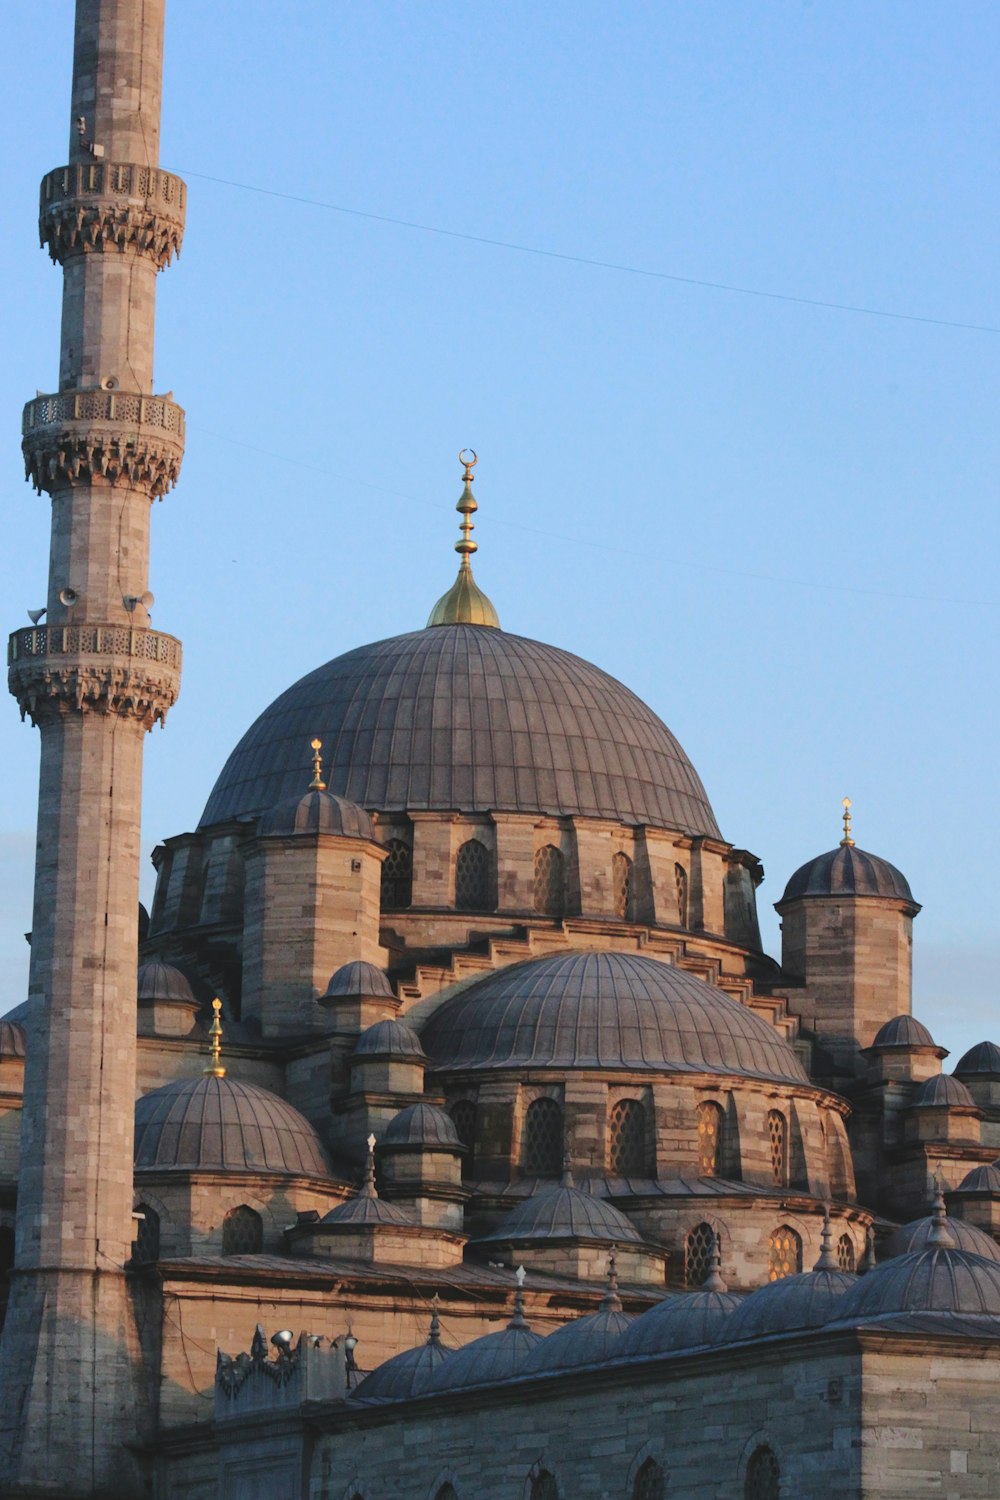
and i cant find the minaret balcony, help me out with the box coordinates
[8,623,182,728]
[22,388,185,498]
[39,161,186,269]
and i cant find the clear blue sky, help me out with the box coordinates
[1,3,998,1061]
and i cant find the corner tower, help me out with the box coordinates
[0,2,183,1493]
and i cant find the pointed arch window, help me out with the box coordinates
[609,1098,647,1176]
[530,1474,559,1500]
[380,837,412,910]
[684,1221,717,1288]
[836,1233,856,1273]
[768,1224,801,1281]
[697,1101,724,1176]
[633,1457,665,1500]
[613,851,633,919]
[533,844,565,917]
[522,1097,563,1177]
[745,1444,780,1500]
[455,838,492,912]
[132,1203,160,1264]
[675,863,688,927]
[767,1109,787,1187]
[222,1204,263,1255]
[449,1098,477,1177]
[435,1487,459,1500]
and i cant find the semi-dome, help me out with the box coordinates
[137,959,196,1005]
[382,1102,461,1149]
[619,1287,740,1358]
[779,845,915,905]
[352,1020,426,1062]
[882,1214,1000,1262]
[199,626,721,838]
[955,1041,1000,1078]
[911,1074,977,1109]
[258,787,374,841]
[871,1014,937,1049]
[834,1245,1000,1322]
[725,1268,854,1343]
[323,961,395,1000]
[421,951,808,1084]
[475,1182,641,1246]
[134,1076,332,1177]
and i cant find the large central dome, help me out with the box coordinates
[200,625,720,836]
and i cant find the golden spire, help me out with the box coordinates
[840,796,855,848]
[309,737,326,792]
[426,449,501,629]
[204,998,226,1077]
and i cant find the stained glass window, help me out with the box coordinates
[767,1110,787,1187]
[837,1233,856,1273]
[533,844,565,917]
[613,851,632,919]
[768,1225,801,1281]
[523,1097,563,1177]
[697,1101,723,1175]
[609,1098,646,1175]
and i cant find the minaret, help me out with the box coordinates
[0,2,183,1493]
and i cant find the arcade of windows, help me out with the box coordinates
[417,1447,767,1499]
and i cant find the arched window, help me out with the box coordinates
[836,1233,856,1273]
[533,844,565,917]
[449,1098,476,1177]
[697,1101,724,1175]
[435,1487,459,1500]
[675,863,688,927]
[684,1221,716,1288]
[132,1203,160,1264]
[222,1204,263,1255]
[530,1474,559,1500]
[0,1225,14,1332]
[380,837,412,910]
[613,851,632,919]
[455,838,492,912]
[767,1110,787,1187]
[745,1443,780,1500]
[768,1225,801,1282]
[633,1457,665,1500]
[522,1097,563,1177]
[609,1098,647,1175]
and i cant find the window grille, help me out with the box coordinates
[449,1099,476,1177]
[435,1487,459,1500]
[533,844,565,917]
[697,1101,723,1175]
[133,1203,160,1264]
[768,1225,801,1281]
[836,1233,856,1273]
[684,1221,716,1288]
[380,837,412,910]
[745,1444,780,1500]
[609,1098,646,1175]
[222,1205,263,1255]
[767,1110,787,1187]
[522,1097,563,1177]
[633,1457,665,1500]
[455,838,492,911]
[530,1474,559,1500]
[613,851,632,919]
[675,863,688,926]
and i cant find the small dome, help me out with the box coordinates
[619,1288,741,1358]
[521,1303,633,1375]
[421,951,808,1084]
[911,1074,977,1109]
[725,1268,854,1343]
[954,1041,1000,1078]
[476,1183,641,1246]
[323,961,395,1000]
[835,1245,1000,1322]
[871,1014,937,1049]
[137,960,196,1005]
[383,1103,461,1149]
[258,788,374,841]
[957,1165,1000,1195]
[0,1019,26,1059]
[779,845,915,905]
[351,1333,453,1403]
[424,1306,541,1393]
[320,1193,414,1227]
[134,1076,332,1177]
[352,1020,427,1062]
[882,1214,1000,1262]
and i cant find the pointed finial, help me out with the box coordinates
[600,1245,623,1312]
[858,1222,876,1275]
[561,1151,573,1188]
[702,1230,728,1293]
[428,1292,442,1345]
[928,1177,956,1249]
[204,998,226,1077]
[814,1205,839,1271]
[426,451,500,628]
[309,737,326,792]
[361,1134,378,1199]
[509,1264,529,1329]
[840,796,855,848]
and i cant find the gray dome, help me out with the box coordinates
[835,1246,1000,1321]
[324,961,395,1000]
[424,1319,541,1393]
[725,1268,854,1343]
[911,1074,977,1109]
[882,1214,1000,1262]
[137,960,196,1005]
[957,1165,1000,1195]
[780,845,915,905]
[352,1020,426,1062]
[871,1014,937,1049]
[200,626,721,838]
[955,1041,1000,1078]
[134,1076,332,1177]
[351,1334,452,1403]
[258,787,374,841]
[521,1304,633,1374]
[383,1103,461,1149]
[0,1019,26,1059]
[320,1193,414,1227]
[619,1288,741,1357]
[421,951,808,1084]
[476,1183,640,1245]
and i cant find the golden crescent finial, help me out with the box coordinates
[840,796,855,848]
[459,448,478,478]
[309,737,326,792]
[204,997,226,1077]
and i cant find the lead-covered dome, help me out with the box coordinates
[421,951,808,1084]
[134,1076,332,1177]
[779,845,915,905]
[199,626,720,837]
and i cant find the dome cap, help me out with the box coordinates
[425,1269,541,1392]
[475,1181,640,1245]
[426,451,500,629]
[137,960,197,1005]
[0,1019,26,1060]
[323,961,395,1000]
[957,1164,1000,1195]
[834,1244,1000,1322]
[259,787,374,841]
[619,1287,740,1358]
[382,1102,461,1149]
[352,1298,452,1402]
[522,1256,632,1374]
[911,1074,977,1109]
[779,845,915,906]
[351,1020,426,1062]
[871,1014,937,1050]
[321,1136,415,1227]
[954,1041,1000,1079]
[134,1076,332,1177]
[882,1213,1000,1263]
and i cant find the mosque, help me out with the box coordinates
[2,4,1000,1499]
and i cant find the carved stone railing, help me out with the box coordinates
[8,624,182,729]
[22,389,185,498]
[40,162,186,269]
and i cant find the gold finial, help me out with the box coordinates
[426,450,501,629]
[840,796,855,848]
[309,737,326,792]
[205,997,226,1077]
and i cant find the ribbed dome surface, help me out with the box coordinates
[424,1321,542,1393]
[320,1193,414,1227]
[957,1165,1000,1194]
[522,1305,633,1374]
[383,1103,461,1148]
[476,1183,640,1244]
[352,1020,426,1061]
[351,1336,453,1403]
[0,1019,26,1059]
[780,845,914,904]
[835,1247,1000,1321]
[882,1215,1000,1262]
[137,960,196,1005]
[911,1074,976,1108]
[619,1289,741,1357]
[871,1014,936,1049]
[258,788,374,840]
[725,1269,854,1342]
[200,626,720,837]
[422,951,808,1083]
[324,961,395,999]
[134,1076,332,1176]
[955,1041,1000,1077]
